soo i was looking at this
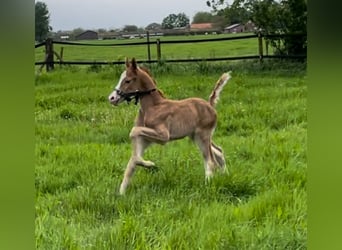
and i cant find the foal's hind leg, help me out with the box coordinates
[211,142,227,174]
[194,131,216,180]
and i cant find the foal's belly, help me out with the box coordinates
[168,122,196,140]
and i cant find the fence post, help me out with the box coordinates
[156,39,161,63]
[146,31,151,62]
[45,38,54,71]
[60,47,64,62]
[265,40,269,56]
[258,32,263,62]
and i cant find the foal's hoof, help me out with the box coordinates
[142,160,155,167]
[205,173,213,184]
[119,184,127,195]
[219,165,229,175]
[136,158,155,168]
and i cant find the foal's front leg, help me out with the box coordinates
[130,126,170,143]
[119,155,137,195]
[132,110,155,167]
[119,135,152,195]
[119,126,169,195]
[129,125,169,166]
[132,136,155,168]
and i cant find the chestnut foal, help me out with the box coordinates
[108,58,232,194]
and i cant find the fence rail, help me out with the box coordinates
[35,33,306,71]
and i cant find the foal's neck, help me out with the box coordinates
[140,89,164,110]
[138,71,164,110]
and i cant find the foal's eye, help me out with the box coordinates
[124,79,131,84]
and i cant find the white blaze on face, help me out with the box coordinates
[108,70,126,105]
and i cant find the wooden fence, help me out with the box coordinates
[35,32,306,71]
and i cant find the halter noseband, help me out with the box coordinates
[116,88,156,105]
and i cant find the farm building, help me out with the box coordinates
[98,31,118,40]
[190,23,220,34]
[224,23,245,33]
[224,21,257,33]
[190,23,214,30]
[75,30,98,40]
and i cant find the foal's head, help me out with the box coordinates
[108,58,156,105]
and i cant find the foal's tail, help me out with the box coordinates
[209,71,232,107]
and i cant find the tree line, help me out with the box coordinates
[207,0,307,55]
[36,0,306,56]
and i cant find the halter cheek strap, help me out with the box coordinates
[116,88,156,105]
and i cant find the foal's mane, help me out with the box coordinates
[138,66,165,98]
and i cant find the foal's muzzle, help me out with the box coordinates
[108,89,124,106]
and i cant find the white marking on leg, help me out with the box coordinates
[211,144,227,174]
[205,160,214,180]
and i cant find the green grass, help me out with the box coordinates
[35,33,265,63]
[35,61,307,249]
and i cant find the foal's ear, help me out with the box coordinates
[131,57,138,70]
[125,57,138,72]
[125,57,130,67]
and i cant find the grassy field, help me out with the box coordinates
[35,60,307,249]
[35,33,263,63]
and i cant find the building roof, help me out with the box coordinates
[224,23,243,30]
[190,23,213,30]
[76,30,98,36]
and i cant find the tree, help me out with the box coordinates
[192,12,214,23]
[35,1,51,41]
[211,14,228,30]
[249,0,307,55]
[221,1,250,24]
[146,23,162,30]
[97,28,107,33]
[122,25,138,32]
[176,13,190,28]
[162,14,177,29]
[192,11,228,29]
[279,0,307,55]
[207,0,307,56]
[162,13,190,29]
[69,28,85,40]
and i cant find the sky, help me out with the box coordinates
[39,0,215,31]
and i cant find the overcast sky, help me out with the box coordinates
[39,0,216,31]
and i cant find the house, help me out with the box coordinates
[75,30,98,40]
[51,30,72,41]
[190,23,214,30]
[189,23,221,34]
[60,35,70,40]
[98,31,118,40]
[224,23,245,33]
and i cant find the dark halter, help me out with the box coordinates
[116,88,156,105]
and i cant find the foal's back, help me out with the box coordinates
[143,97,217,141]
